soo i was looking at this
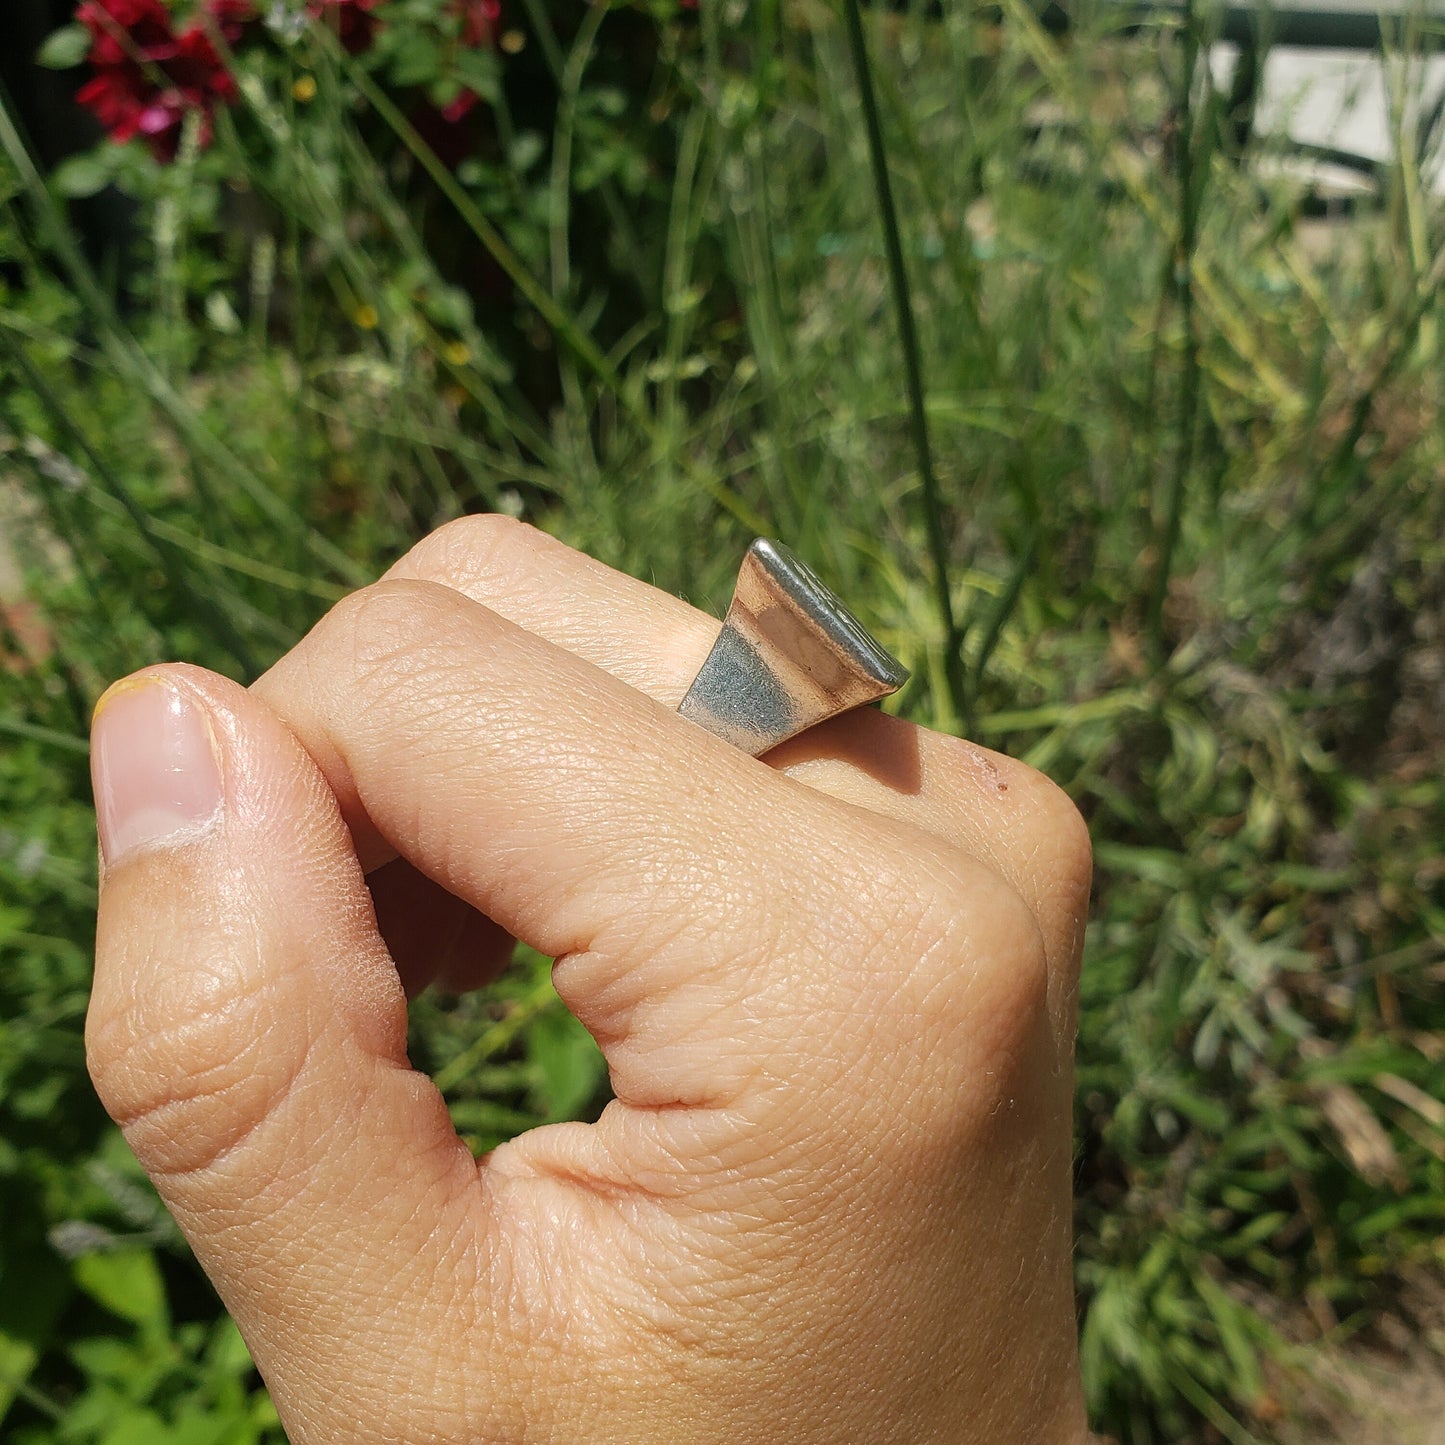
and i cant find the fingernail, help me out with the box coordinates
[91,677,224,867]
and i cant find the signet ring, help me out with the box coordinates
[677,539,909,756]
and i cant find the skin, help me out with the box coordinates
[87,517,1095,1444]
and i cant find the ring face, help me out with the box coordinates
[678,539,909,755]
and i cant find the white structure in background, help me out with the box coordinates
[1213,44,1445,194]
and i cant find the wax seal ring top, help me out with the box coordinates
[678,539,909,756]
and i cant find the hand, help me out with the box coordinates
[87,517,1093,1444]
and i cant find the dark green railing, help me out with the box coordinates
[1046,0,1445,47]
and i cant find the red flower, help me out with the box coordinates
[427,0,501,135]
[75,0,239,160]
[307,0,382,55]
[456,0,500,48]
[440,89,479,125]
[77,0,177,68]
[204,0,255,42]
[75,71,144,141]
[170,24,239,102]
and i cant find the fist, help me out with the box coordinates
[87,518,1092,1443]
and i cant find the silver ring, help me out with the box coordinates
[678,539,909,756]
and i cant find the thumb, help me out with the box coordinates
[85,667,514,1442]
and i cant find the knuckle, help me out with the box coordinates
[326,573,438,647]
[840,840,1052,1153]
[938,737,1093,899]
[934,736,1093,970]
[321,577,465,697]
[396,512,537,589]
[895,841,1051,1055]
[1029,771,1093,897]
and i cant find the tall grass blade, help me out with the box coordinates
[839,0,967,731]
[1147,0,1205,660]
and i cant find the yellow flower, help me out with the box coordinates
[443,341,470,367]
[292,74,318,103]
[500,30,525,54]
[354,304,379,331]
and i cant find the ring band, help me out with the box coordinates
[677,539,909,756]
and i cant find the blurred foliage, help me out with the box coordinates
[2,0,1444,1440]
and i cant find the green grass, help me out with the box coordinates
[3,2,1445,1440]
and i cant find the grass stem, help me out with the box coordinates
[839,0,967,731]
[1147,0,1204,661]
